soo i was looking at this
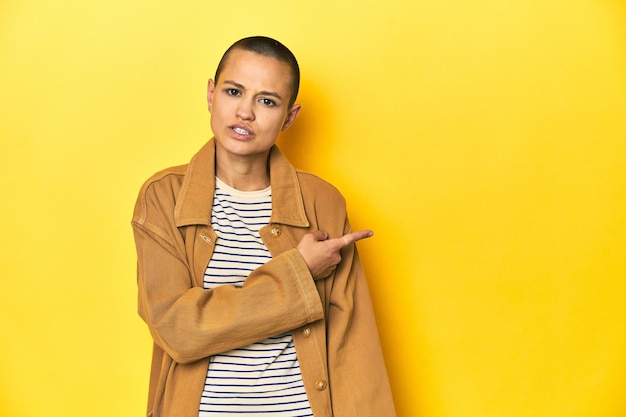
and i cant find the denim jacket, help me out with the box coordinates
[132,139,395,416]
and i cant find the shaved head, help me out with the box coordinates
[214,36,300,107]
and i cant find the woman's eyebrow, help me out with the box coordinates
[223,80,283,101]
[223,80,246,90]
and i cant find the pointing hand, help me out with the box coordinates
[297,229,373,280]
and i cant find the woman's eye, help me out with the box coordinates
[260,98,276,107]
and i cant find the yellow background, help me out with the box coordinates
[1,0,626,416]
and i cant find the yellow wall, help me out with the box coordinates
[1,1,626,416]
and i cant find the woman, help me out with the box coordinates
[132,36,395,417]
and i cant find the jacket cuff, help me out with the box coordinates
[282,247,325,323]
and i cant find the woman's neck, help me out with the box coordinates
[215,150,270,191]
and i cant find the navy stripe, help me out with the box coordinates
[200,179,312,416]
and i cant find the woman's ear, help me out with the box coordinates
[207,79,215,112]
[281,104,301,131]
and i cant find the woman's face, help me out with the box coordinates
[207,49,300,163]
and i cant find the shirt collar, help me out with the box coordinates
[174,138,309,228]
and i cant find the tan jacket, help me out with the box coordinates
[132,139,395,417]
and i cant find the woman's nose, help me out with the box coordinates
[236,98,255,121]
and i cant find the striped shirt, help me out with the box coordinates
[199,178,313,416]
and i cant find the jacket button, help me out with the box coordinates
[270,227,281,237]
[301,327,311,338]
[315,379,327,391]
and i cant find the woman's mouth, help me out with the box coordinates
[231,126,253,137]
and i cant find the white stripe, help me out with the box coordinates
[200,179,313,416]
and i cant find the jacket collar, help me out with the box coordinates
[174,138,310,228]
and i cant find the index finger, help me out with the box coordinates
[337,230,374,247]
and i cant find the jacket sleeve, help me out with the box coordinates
[132,184,324,365]
[326,217,397,416]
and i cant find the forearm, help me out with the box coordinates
[135,226,324,364]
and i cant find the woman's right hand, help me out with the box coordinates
[296,229,373,280]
